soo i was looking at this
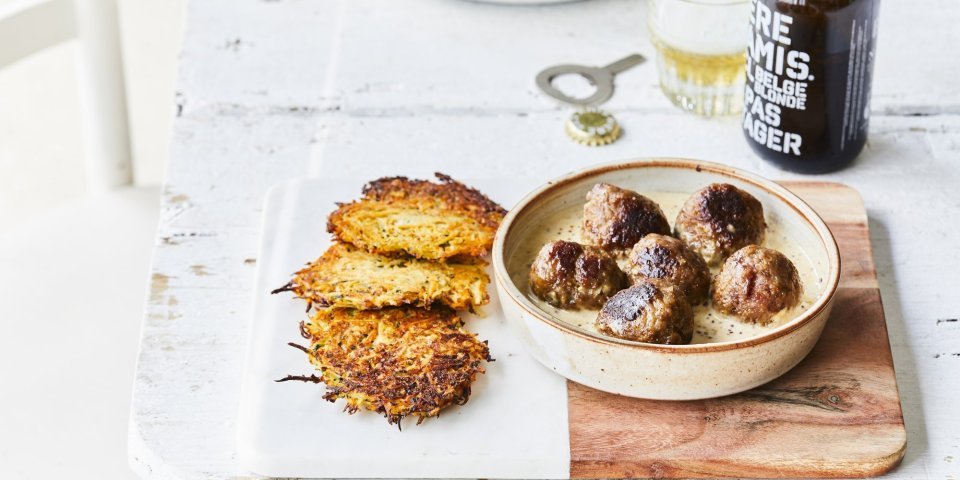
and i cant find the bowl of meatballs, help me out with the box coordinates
[492,158,840,400]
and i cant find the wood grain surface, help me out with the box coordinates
[568,182,906,479]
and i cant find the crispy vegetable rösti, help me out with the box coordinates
[328,173,506,261]
[279,307,492,426]
[272,243,489,311]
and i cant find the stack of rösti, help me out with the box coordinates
[273,173,505,427]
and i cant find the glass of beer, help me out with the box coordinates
[648,0,750,117]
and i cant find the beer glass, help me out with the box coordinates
[648,0,750,117]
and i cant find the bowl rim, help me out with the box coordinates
[491,158,842,354]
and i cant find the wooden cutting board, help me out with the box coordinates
[568,181,906,478]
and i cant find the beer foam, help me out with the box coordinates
[650,0,750,55]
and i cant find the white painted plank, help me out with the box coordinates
[173,0,960,116]
[130,112,316,479]
[173,0,342,116]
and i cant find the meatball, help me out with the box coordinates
[712,245,803,325]
[674,183,766,266]
[626,234,711,305]
[582,183,671,254]
[596,280,693,344]
[529,240,628,310]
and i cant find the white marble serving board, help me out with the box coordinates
[236,177,570,479]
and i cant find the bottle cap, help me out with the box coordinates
[565,109,621,146]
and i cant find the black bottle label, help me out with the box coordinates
[743,0,880,172]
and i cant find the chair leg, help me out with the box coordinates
[74,0,133,190]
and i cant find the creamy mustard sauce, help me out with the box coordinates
[507,192,822,344]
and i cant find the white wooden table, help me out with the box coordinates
[129,1,960,478]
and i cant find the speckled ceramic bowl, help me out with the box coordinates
[492,159,841,400]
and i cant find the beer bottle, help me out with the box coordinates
[742,0,881,173]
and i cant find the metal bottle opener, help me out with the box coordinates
[535,54,645,106]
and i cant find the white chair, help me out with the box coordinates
[0,1,159,478]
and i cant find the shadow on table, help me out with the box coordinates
[867,215,927,471]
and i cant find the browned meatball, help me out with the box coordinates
[596,280,693,344]
[582,183,671,254]
[529,240,628,310]
[712,245,803,325]
[626,234,711,305]
[674,183,766,266]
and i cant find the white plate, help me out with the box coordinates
[237,177,570,479]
